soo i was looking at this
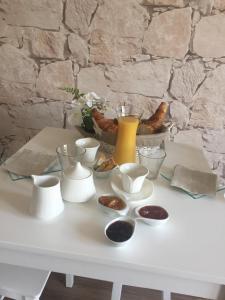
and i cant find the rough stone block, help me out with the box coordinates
[143,0,185,6]
[29,29,65,59]
[190,98,225,129]
[169,101,189,129]
[105,59,172,97]
[193,65,225,105]
[77,66,110,98]
[0,80,35,105]
[0,44,37,104]
[12,101,64,129]
[214,0,225,10]
[90,32,142,65]
[143,8,192,59]
[0,105,14,136]
[68,34,89,67]
[203,129,225,153]
[89,0,148,65]
[65,0,98,36]
[193,15,225,58]
[0,0,63,30]
[0,44,37,83]
[189,0,213,15]
[170,60,205,103]
[36,61,74,101]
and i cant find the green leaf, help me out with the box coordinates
[60,87,84,100]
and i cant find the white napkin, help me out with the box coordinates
[3,149,57,176]
[171,165,217,196]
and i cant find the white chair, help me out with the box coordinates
[0,263,50,300]
[65,274,123,300]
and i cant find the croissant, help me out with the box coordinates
[92,108,104,121]
[92,102,168,135]
[92,108,118,133]
[138,102,168,134]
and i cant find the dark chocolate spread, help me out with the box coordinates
[139,205,168,220]
[106,221,134,242]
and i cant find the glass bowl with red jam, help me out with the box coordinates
[104,216,136,246]
[98,194,128,216]
[135,205,169,226]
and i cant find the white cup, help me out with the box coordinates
[119,163,149,194]
[75,138,100,163]
[30,175,64,220]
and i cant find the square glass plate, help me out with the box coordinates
[8,162,61,181]
[160,142,225,199]
[1,149,61,181]
[160,173,225,199]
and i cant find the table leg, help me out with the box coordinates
[65,274,74,288]
[111,282,122,300]
[216,285,225,300]
[162,290,171,300]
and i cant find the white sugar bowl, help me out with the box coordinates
[61,161,96,203]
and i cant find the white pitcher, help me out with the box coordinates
[119,163,149,194]
[30,175,64,220]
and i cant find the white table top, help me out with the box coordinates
[0,127,225,286]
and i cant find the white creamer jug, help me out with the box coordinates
[30,175,64,220]
[61,161,96,203]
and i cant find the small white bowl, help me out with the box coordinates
[98,194,129,216]
[104,216,136,246]
[135,205,169,226]
[93,159,117,179]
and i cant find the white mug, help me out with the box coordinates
[119,163,149,194]
[75,137,100,163]
[30,175,64,220]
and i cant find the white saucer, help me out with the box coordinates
[110,173,154,206]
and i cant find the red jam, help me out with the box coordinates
[139,205,168,220]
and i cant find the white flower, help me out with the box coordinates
[65,91,108,128]
[82,92,101,108]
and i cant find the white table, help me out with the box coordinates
[0,127,225,300]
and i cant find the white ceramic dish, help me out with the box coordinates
[135,205,169,226]
[119,163,149,193]
[104,216,136,247]
[75,137,100,163]
[97,194,129,216]
[110,173,154,206]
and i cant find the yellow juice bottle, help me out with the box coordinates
[113,116,139,165]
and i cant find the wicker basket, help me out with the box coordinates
[99,126,170,147]
[76,124,171,154]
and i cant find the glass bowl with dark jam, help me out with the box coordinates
[135,205,169,226]
[98,194,128,216]
[104,216,136,246]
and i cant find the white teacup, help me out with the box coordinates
[75,138,100,163]
[119,163,149,194]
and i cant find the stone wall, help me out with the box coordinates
[0,0,225,183]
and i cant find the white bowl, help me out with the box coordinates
[93,158,118,179]
[98,194,129,216]
[104,216,136,246]
[135,205,169,226]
